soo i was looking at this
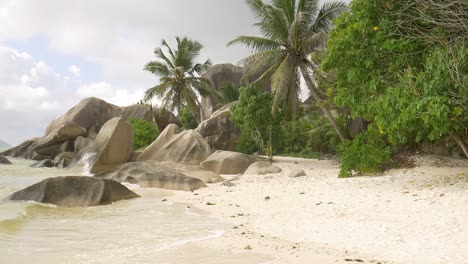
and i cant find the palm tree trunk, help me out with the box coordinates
[300,66,348,143]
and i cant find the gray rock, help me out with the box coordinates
[0,155,12,165]
[8,176,139,207]
[127,173,206,191]
[244,161,282,175]
[31,159,55,168]
[201,150,254,174]
[137,124,211,165]
[120,104,153,122]
[197,103,239,151]
[95,161,223,186]
[53,152,76,169]
[74,136,92,155]
[83,117,134,174]
[288,169,306,178]
[153,108,182,132]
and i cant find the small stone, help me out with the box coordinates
[241,232,246,235]
[440,193,445,197]
[300,192,305,195]
[161,199,167,202]
[316,202,322,205]
[222,181,235,187]
[244,245,252,250]
[265,196,271,200]
[288,169,306,178]
[206,202,216,206]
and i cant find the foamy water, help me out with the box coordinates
[0,158,270,264]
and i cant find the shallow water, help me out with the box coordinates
[0,159,271,264]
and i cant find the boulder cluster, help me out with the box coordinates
[3,64,287,207]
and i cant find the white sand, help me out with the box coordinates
[170,155,468,264]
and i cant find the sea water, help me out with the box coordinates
[0,158,271,264]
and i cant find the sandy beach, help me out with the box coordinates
[169,155,468,264]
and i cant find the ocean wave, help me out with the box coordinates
[156,230,225,252]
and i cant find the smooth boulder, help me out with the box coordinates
[8,176,139,207]
[288,169,306,178]
[244,161,282,175]
[137,124,211,165]
[31,159,55,168]
[153,108,182,132]
[87,117,134,173]
[197,102,239,151]
[127,173,206,191]
[95,161,223,185]
[201,151,254,174]
[0,155,12,165]
[120,104,153,122]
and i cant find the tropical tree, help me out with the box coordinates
[143,37,213,122]
[228,0,349,142]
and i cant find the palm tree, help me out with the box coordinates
[228,0,348,142]
[144,37,213,122]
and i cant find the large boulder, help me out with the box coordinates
[53,152,76,169]
[120,104,153,122]
[201,64,243,120]
[74,136,93,154]
[137,124,211,165]
[0,155,12,165]
[153,108,182,132]
[81,117,134,174]
[95,162,216,191]
[197,102,239,151]
[244,161,282,175]
[45,97,121,140]
[96,162,223,183]
[8,176,139,207]
[201,151,254,174]
[1,139,37,158]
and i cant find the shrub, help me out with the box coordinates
[128,118,159,150]
[231,85,279,160]
[338,129,392,178]
[179,108,198,129]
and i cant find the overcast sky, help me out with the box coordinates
[0,0,348,146]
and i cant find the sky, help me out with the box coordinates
[0,0,349,146]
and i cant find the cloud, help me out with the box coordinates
[68,64,80,77]
[0,45,143,145]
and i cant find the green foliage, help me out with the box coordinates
[276,110,342,158]
[219,82,240,104]
[231,85,279,159]
[323,0,467,152]
[338,129,392,178]
[228,0,348,122]
[128,118,159,150]
[179,107,198,129]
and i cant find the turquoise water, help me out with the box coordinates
[0,158,270,264]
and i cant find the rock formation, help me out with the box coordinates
[8,176,139,207]
[244,161,282,175]
[153,108,182,132]
[137,124,211,165]
[0,155,12,165]
[197,102,239,151]
[80,117,134,174]
[201,151,254,174]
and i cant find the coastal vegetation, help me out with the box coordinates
[128,118,159,150]
[138,0,467,177]
[143,37,214,123]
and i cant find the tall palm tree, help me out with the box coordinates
[228,0,348,142]
[144,36,213,122]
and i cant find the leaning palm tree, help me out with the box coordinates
[228,0,348,142]
[144,37,213,122]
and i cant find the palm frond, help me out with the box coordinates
[144,61,170,77]
[297,0,320,25]
[227,36,282,52]
[311,1,348,34]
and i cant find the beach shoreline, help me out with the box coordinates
[168,155,468,264]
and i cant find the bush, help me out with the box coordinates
[128,118,159,150]
[338,129,392,178]
[231,85,279,159]
[179,108,198,129]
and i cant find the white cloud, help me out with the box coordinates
[68,64,80,77]
[0,46,143,144]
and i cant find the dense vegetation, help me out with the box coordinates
[143,0,468,177]
[128,118,159,150]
